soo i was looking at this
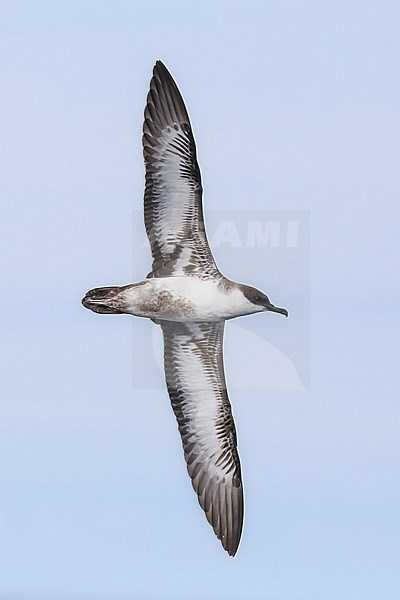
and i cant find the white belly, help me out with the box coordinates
[122,277,254,322]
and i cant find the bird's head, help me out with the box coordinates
[241,285,288,317]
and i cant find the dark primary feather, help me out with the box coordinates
[143,61,221,279]
[160,320,244,556]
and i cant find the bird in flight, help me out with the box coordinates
[82,61,288,556]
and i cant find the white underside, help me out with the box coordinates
[122,276,263,322]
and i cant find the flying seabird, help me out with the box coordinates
[82,61,288,556]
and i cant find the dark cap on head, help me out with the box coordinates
[241,285,288,317]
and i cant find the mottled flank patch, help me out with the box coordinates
[138,288,194,320]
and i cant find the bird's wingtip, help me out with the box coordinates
[154,59,167,72]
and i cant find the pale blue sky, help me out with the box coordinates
[1,1,400,599]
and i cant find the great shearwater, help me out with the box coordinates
[82,61,288,556]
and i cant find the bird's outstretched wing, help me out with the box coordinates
[143,61,220,279]
[160,319,244,556]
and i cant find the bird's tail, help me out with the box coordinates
[81,286,124,314]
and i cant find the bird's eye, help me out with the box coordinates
[255,296,263,303]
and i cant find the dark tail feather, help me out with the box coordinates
[81,286,124,314]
